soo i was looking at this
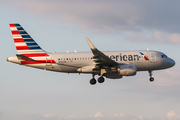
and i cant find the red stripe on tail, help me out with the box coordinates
[9,24,15,27]
[11,31,20,35]
[16,46,29,50]
[14,38,25,42]
[22,53,49,57]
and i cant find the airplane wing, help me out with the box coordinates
[86,37,120,68]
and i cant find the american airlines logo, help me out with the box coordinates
[109,54,140,61]
[108,52,149,61]
[139,52,149,60]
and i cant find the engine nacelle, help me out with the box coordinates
[105,73,123,79]
[117,64,137,76]
[77,66,100,74]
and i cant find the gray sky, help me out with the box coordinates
[0,0,180,120]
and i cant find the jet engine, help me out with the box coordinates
[77,66,100,73]
[117,64,137,76]
[103,64,137,79]
[105,73,123,79]
[77,64,137,79]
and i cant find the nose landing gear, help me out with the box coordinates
[148,70,154,82]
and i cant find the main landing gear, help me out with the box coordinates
[148,70,154,82]
[89,74,105,85]
[98,76,105,83]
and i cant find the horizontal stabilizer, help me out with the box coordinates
[16,54,35,61]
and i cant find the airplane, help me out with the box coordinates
[7,23,175,85]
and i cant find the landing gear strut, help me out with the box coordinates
[90,74,96,85]
[148,70,154,82]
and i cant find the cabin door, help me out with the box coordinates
[150,52,156,63]
[46,55,52,66]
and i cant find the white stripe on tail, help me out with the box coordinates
[10,23,46,54]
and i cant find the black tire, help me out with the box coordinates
[150,77,154,82]
[90,78,96,85]
[98,77,105,83]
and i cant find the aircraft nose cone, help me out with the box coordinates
[171,59,175,67]
[168,58,175,67]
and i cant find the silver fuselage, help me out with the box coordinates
[7,50,175,73]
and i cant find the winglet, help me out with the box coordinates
[85,37,96,50]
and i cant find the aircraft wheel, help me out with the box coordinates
[90,78,96,85]
[150,77,154,82]
[98,77,105,83]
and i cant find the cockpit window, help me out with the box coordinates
[161,54,167,58]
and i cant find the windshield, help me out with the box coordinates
[161,54,167,58]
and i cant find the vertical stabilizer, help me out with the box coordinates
[9,23,56,65]
[9,23,46,54]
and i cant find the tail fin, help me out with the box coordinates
[9,23,46,54]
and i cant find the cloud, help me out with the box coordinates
[94,111,105,117]
[25,114,58,120]
[114,113,126,118]
[124,31,180,43]
[59,113,145,120]
[2,0,180,34]
[153,68,180,87]
[153,32,180,43]
[136,67,180,87]
[1,111,178,120]
[42,114,54,118]
[168,33,180,43]
[58,111,180,120]
[138,115,144,120]
[167,110,180,119]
